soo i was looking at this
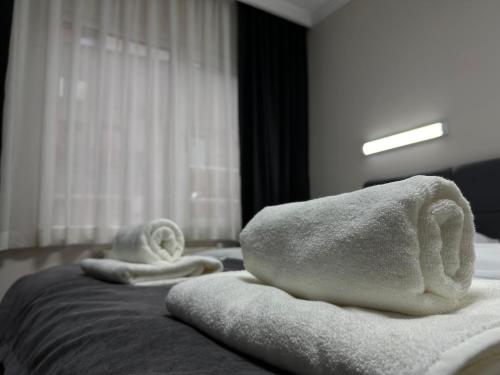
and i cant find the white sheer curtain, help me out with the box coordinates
[0,0,240,250]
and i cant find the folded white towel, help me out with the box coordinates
[111,219,185,263]
[166,272,500,375]
[81,255,223,286]
[241,176,475,315]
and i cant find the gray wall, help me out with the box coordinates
[0,246,96,300]
[309,0,500,197]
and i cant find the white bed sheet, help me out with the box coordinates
[475,243,500,279]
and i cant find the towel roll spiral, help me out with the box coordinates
[111,219,185,264]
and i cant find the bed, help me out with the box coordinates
[1,157,499,375]
[0,258,282,375]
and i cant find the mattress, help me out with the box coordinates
[0,258,284,375]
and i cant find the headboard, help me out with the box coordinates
[364,158,500,239]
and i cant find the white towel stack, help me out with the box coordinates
[81,219,222,285]
[165,177,500,375]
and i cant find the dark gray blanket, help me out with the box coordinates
[0,259,284,375]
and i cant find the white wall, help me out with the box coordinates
[309,0,500,197]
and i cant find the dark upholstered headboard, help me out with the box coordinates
[364,158,500,239]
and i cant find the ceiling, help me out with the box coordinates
[239,0,351,27]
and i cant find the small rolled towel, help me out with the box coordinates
[81,256,223,286]
[111,219,185,263]
[241,176,475,315]
[81,218,223,285]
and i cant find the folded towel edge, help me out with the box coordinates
[425,326,500,375]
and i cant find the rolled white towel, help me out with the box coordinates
[111,219,184,263]
[240,176,475,315]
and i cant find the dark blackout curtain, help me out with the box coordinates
[0,0,15,158]
[238,2,310,226]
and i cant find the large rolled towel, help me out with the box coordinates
[240,176,475,315]
[111,219,184,263]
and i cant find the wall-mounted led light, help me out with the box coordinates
[362,122,447,156]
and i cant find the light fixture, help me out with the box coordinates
[362,122,447,156]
